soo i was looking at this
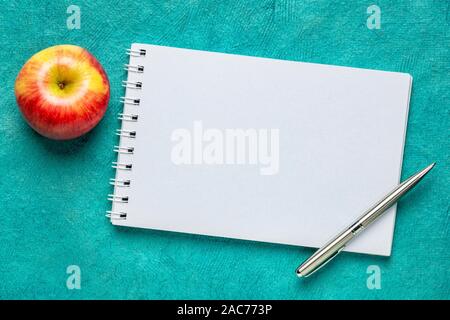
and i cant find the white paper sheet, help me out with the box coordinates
[112,44,412,256]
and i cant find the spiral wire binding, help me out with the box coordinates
[116,129,137,138]
[120,97,140,105]
[122,80,142,89]
[126,48,147,57]
[109,178,131,187]
[107,194,129,203]
[108,47,146,221]
[112,162,133,170]
[113,146,135,154]
[106,211,127,220]
[124,64,144,73]
[118,113,139,121]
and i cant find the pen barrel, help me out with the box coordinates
[297,163,434,278]
[296,228,354,277]
[357,165,432,228]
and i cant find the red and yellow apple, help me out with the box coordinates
[15,45,110,140]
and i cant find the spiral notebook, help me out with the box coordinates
[109,43,412,256]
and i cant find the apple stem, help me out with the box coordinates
[58,82,65,90]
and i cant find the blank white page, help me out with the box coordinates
[112,43,412,256]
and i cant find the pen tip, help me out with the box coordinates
[426,162,436,172]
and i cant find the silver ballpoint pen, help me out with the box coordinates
[296,162,435,278]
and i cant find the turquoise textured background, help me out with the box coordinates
[0,0,448,299]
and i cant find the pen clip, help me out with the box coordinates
[302,246,346,278]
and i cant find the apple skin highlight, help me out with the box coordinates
[15,45,110,140]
